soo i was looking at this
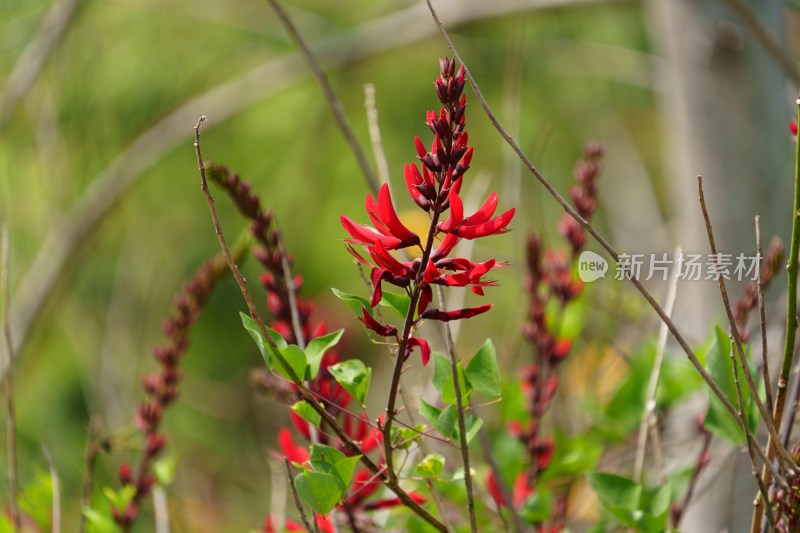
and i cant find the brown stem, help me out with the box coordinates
[435,285,478,533]
[286,457,317,533]
[265,0,379,195]
[194,118,446,532]
[755,216,774,418]
[2,225,20,533]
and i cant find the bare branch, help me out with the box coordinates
[265,0,379,194]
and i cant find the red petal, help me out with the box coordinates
[420,304,492,322]
[278,428,309,465]
[407,337,431,366]
[438,189,464,233]
[423,258,443,283]
[369,242,412,277]
[378,184,417,242]
[340,215,402,249]
[415,136,427,158]
[463,193,498,225]
[435,233,461,258]
[458,208,515,239]
[365,193,392,236]
[358,307,397,337]
[418,285,433,315]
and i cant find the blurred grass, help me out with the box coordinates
[0,0,660,528]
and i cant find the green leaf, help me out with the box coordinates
[588,472,642,514]
[103,485,136,513]
[330,455,361,488]
[519,488,553,523]
[379,291,411,319]
[82,507,121,533]
[295,470,344,515]
[329,359,372,404]
[391,425,426,449]
[305,329,344,380]
[462,414,483,444]
[276,345,308,382]
[310,444,348,471]
[291,400,322,427]
[331,288,373,317]
[416,453,445,478]
[465,339,501,397]
[441,360,471,405]
[432,352,450,392]
[588,473,669,533]
[153,453,178,486]
[437,404,457,438]
[240,312,286,353]
[418,398,442,427]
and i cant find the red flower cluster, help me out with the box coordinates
[499,144,604,529]
[341,58,514,364]
[116,253,232,527]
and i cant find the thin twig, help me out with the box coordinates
[78,415,102,533]
[633,247,680,484]
[435,286,477,533]
[698,176,798,475]
[285,457,317,533]
[40,443,60,533]
[2,224,20,532]
[425,0,744,428]
[728,339,779,532]
[265,0,379,194]
[194,118,446,532]
[717,0,800,86]
[364,84,392,189]
[0,0,83,129]
[756,216,774,416]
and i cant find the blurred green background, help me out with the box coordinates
[1,0,798,530]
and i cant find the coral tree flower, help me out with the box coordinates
[339,58,514,372]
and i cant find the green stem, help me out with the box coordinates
[775,97,800,431]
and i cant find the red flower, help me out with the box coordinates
[419,304,492,322]
[278,427,310,465]
[407,337,431,366]
[357,307,398,337]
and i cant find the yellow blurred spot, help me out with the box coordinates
[398,208,434,259]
